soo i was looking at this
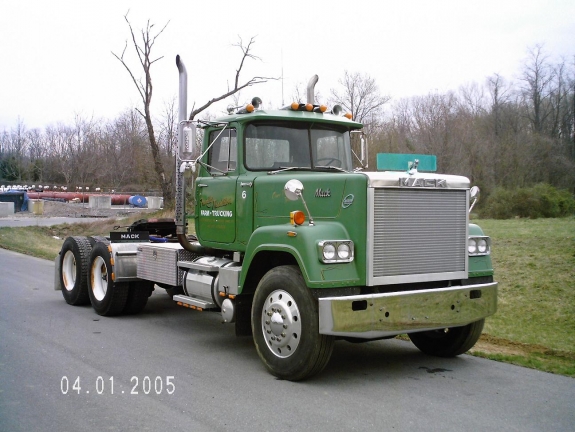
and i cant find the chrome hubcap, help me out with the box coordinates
[261,289,301,358]
[62,250,76,291]
[91,256,108,301]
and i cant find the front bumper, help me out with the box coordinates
[318,281,497,339]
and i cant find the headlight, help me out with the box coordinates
[337,243,351,260]
[468,238,477,254]
[318,240,354,263]
[468,236,490,256]
[323,243,336,260]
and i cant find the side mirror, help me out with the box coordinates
[179,121,199,161]
[469,186,480,213]
[350,130,368,169]
[284,179,314,225]
[284,179,304,201]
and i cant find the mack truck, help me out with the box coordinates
[55,55,497,381]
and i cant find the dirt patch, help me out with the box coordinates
[471,334,575,360]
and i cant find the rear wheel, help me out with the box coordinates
[251,265,334,381]
[60,236,92,305]
[123,281,154,314]
[408,319,485,357]
[88,242,129,316]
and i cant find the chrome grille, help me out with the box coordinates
[371,188,467,283]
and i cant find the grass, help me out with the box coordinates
[1,214,574,376]
[466,216,575,376]
[0,211,173,260]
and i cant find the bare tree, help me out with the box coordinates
[330,70,390,128]
[189,37,274,120]
[112,12,171,202]
[521,44,555,134]
[113,14,273,205]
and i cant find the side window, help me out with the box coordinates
[207,128,236,174]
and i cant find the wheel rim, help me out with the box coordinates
[62,250,76,292]
[91,256,108,301]
[261,289,302,358]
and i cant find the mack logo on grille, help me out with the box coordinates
[399,178,447,188]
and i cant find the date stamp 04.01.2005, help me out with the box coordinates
[60,376,175,396]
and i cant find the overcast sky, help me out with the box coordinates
[1,0,574,131]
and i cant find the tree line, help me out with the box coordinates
[351,45,575,195]
[1,45,573,205]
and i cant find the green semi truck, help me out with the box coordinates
[56,55,497,381]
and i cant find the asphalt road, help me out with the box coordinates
[1,248,573,432]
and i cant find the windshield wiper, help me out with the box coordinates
[314,165,347,172]
[268,166,313,175]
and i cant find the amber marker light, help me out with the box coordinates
[290,210,306,226]
[305,103,313,111]
[246,104,255,112]
[319,105,327,113]
[344,113,353,119]
[291,102,299,110]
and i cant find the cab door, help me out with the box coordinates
[197,128,237,244]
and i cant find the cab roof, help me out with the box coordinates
[211,109,364,129]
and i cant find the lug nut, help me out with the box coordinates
[265,320,270,325]
[281,332,286,337]
[283,324,288,329]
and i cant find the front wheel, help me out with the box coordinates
[408,319,485,357]
[251,265,334,381]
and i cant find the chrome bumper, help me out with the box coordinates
[318,282,497,339]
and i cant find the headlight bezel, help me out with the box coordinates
[468,236,491,256]
[318,240,355,263]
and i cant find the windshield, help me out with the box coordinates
[244,121,353,171]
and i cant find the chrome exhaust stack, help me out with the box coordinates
[175,55,204,254]
[307,74,318,105]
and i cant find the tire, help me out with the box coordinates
[60,236,92,305]
[87,242,129,316]
[123,281,154,315]
[251,265,334,381]
[88,235,108,247]
[408,319,485,357]
[165,285,184,299]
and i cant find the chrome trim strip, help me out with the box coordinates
[318,282,497,338]
[363,171,470,189]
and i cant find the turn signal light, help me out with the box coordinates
[290,210,306,226]
[291,102,299,110]
[246,104,255,113]
[305,103,313,111]
[344,113,353,120]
